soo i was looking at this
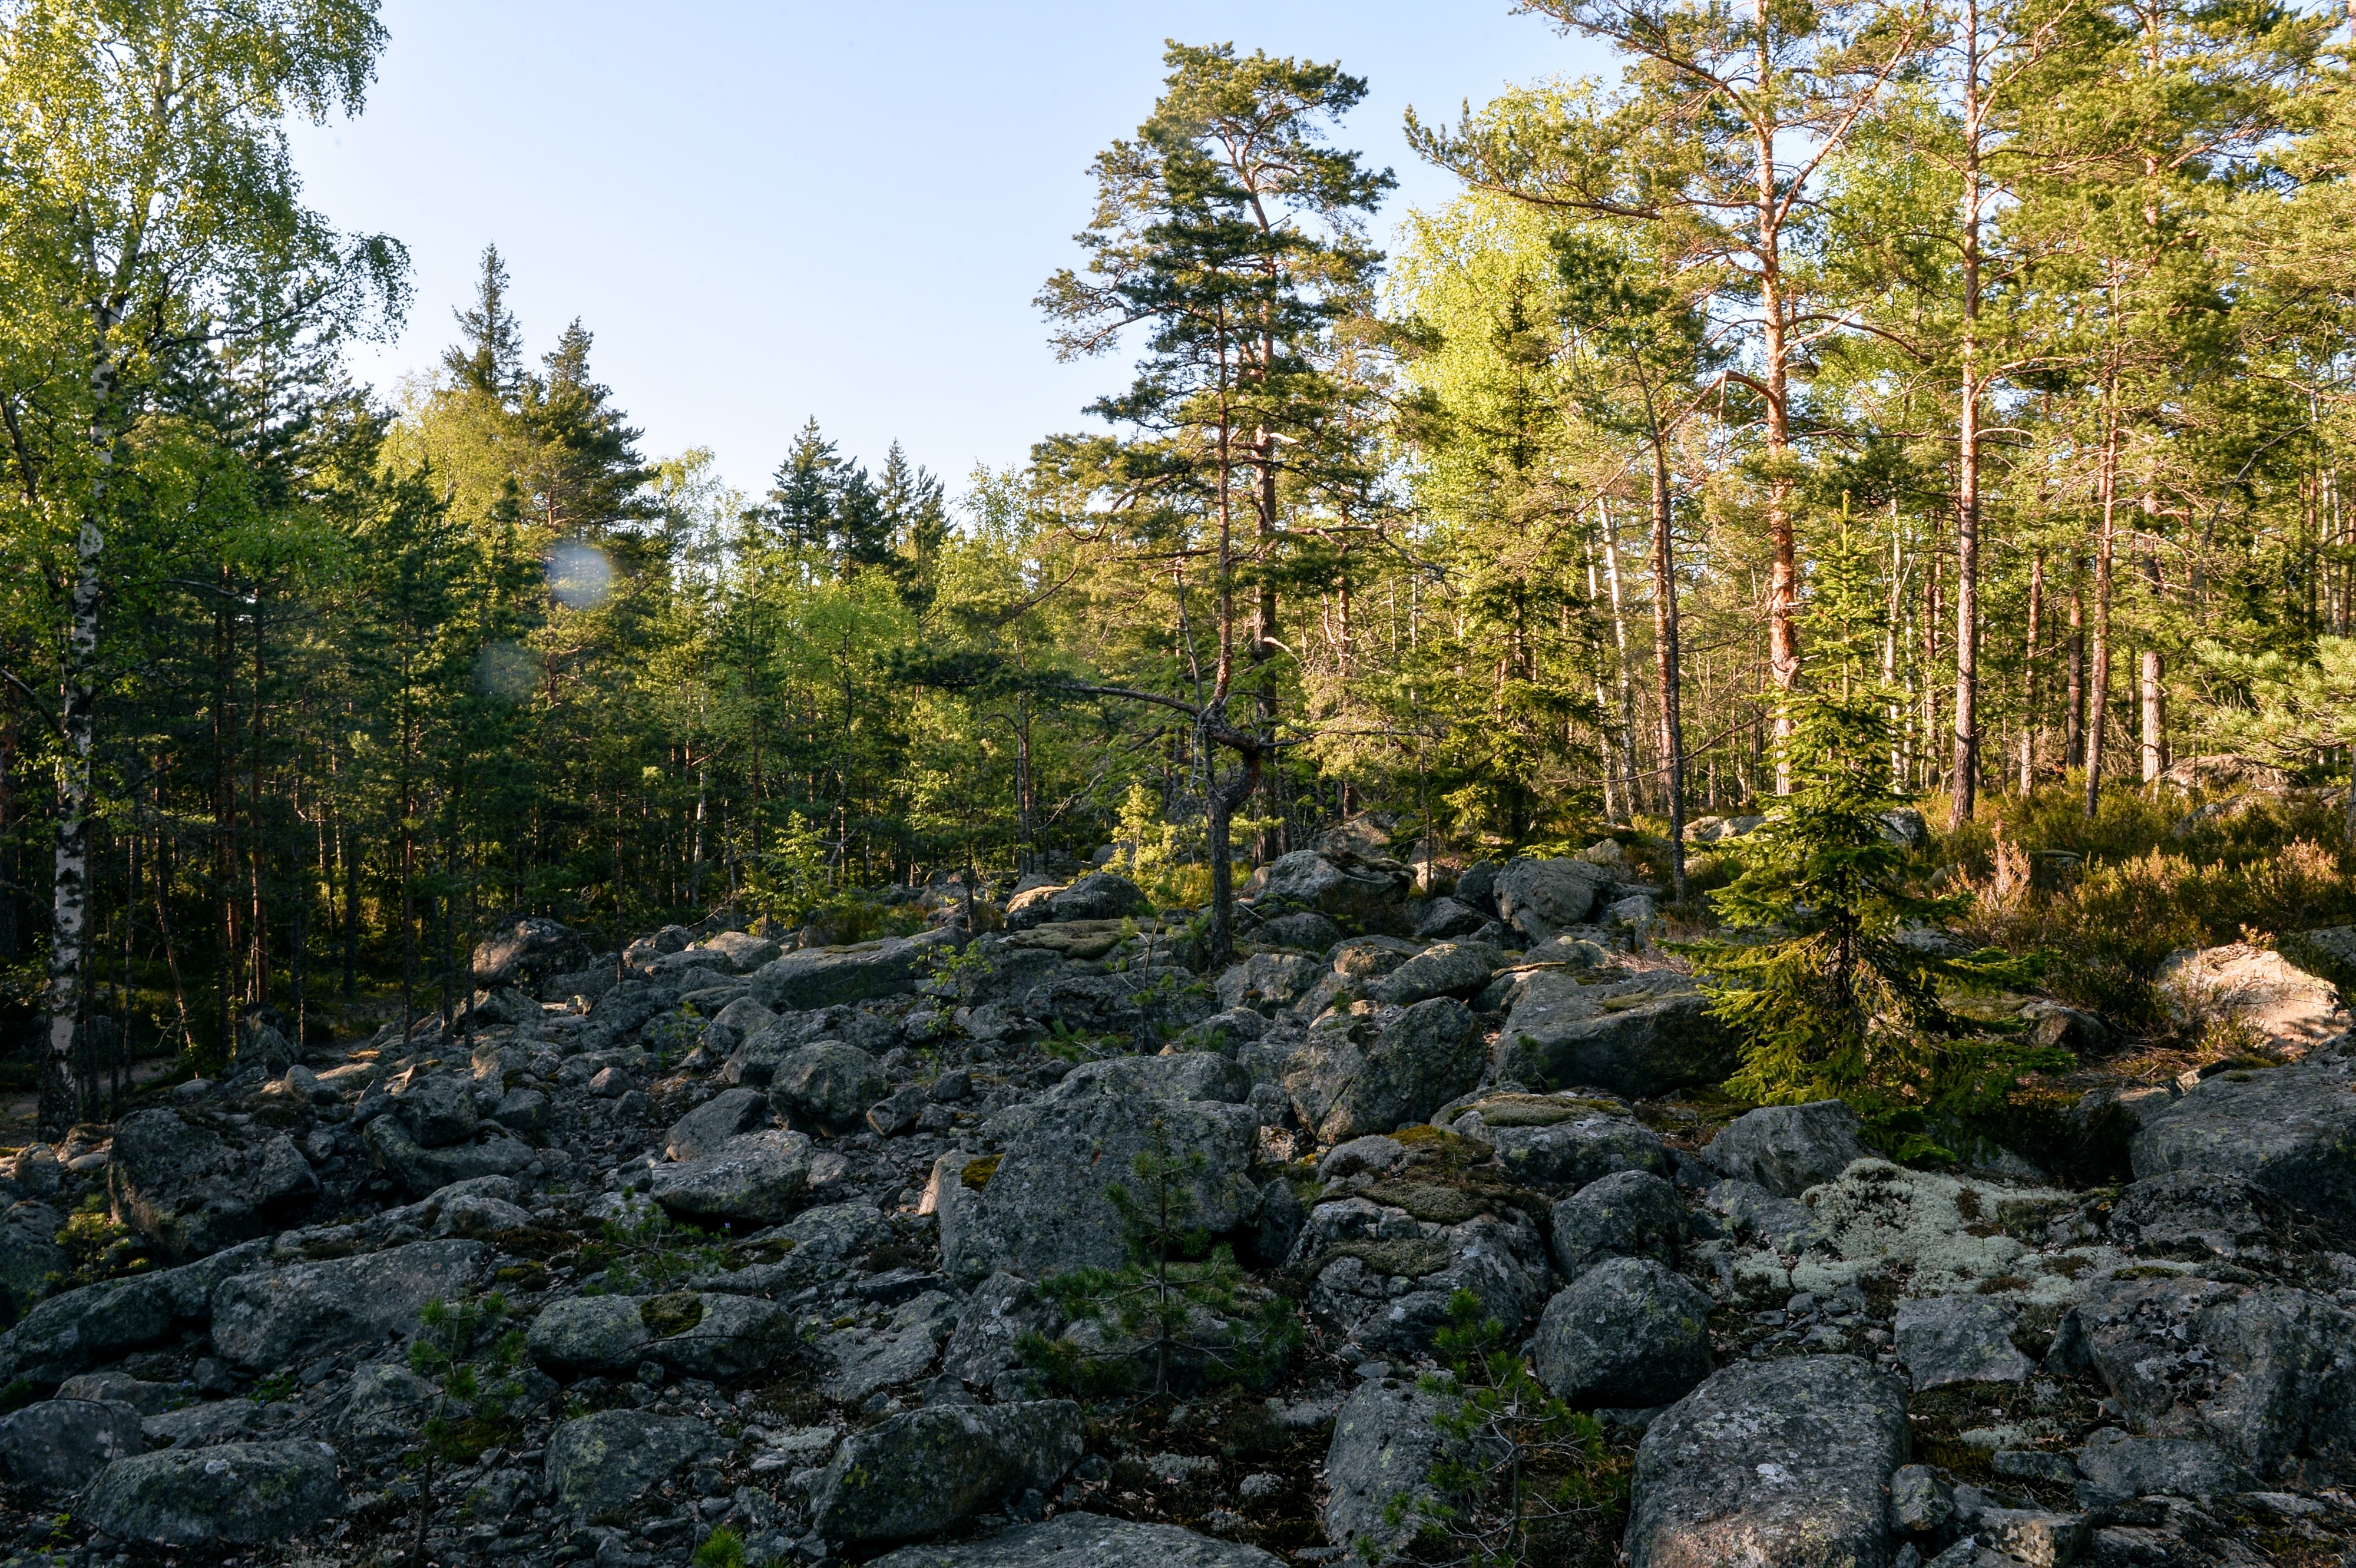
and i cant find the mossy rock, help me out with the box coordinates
[961,1155,1003,1191]
[1460,1092,1625,1128]
[639,1292,705,1338]
[1359,1179,1485,1226]
[1319,1238,1454,1279]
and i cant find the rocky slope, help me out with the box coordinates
[0,846,2351,1568]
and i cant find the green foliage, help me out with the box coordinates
[48,1193,138,1292]
[1688,695,2063,1158]
[577,1196,729,1291]
[1019,1117,1299,1397]
[1394,1289,1624,1566]
[408,1292,529,1464]
[743,812,833,928]
[693,1527,747,1568]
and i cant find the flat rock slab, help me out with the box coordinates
[545,1408,727,1518]
[211,1239,488,1369]
[810,1399,1084,1544]
[1894,1295,2036,1391]
[1495,970,1737,1099]
[870,1514,1282,1567]
[2074,1427,2249,1503]
[2129,1057,2356,1226]
[2156,943,2345,1051]
[1703,1101,1870,1197]
[83,1439,343,1546]
[1629,1354,1910,1568]
[108,1108,319,1262]
[646,1129,813,1225]
[0,1239,270,1387]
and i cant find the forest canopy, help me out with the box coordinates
[6,1,2356,1134]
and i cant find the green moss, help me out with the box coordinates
[640,1292,705,1338]
[1319,1238,1454,1278]
[961,1155,1003,1190]
[1360,1180,1485,1226]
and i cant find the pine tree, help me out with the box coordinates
[444,246,526,405]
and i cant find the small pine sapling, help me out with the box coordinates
[1686,693,2062,1157]
[1020,1117,1299,1397]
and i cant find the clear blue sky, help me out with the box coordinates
[286,2,1610,501]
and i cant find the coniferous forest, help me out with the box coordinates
[8,2,2356,1127]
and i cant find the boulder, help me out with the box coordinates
[108,1109,319,1263]
[2155,943,2347,1052]
[750,928,959,1011]
[0,1239,267,1387]
[389,1071,478,1147]
[2073,1427,2249,1503]
[0,1398,146,1491]
[939,1271,1057,1388]
[1702,1101,1870,1197]
[471,915,590,992]
[2110,1170,2285,1258]
[664,1087,772,1162]
[1318,1134,1407,1180]
[492,1087,551,1139]
[434,1191,533,1238]
[1893,1295,2036,1391]
[698,928,783,972]
[56,1372,179,1415]
[362,1116,534,1198]
[1253,851,1411,934]
[1549,1170,1685,1275]
[1494,970,1738,1099]
[944,1056,1258,1281]
[337,1359,436,1455]
[1283,997,1484,1143]
[1627,1356,1909,1568]
[819,1290,954,1401]
[809,1399,1086,1544]
[1455,861,1501,912]
[869,1514,1283,1568]
[2127,1057,2356,1226]
[1494,856,1613,944]
[769,1041,888,1132]
[83,1440,343,1547]
[2057,1272,2356,1476]
[643,1291,796,1380]
[1301,1203,1551,1358]
[1216,951,1324,1015]
[1323,1377,1504,1563]
[1371,942,1505,1007]
[1448,1095,1671,1190]
[1254,910,1343,952]
[646,1129,813,1226]
[700,995,777,1056]
[1415,897,1490,941]
[545,1408,727,1519]
[0,1200,68,1319]
[1005,871,1151,931]
[527,1295,651,1376]
[1531,1258,1715,1408]
[211,1239,488,1369]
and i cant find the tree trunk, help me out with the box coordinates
[2020,551,2043,794]
[2065,557,2086,769]
[1649,438,1687,899]
[1600,498,1638,820]
[2084,396,2122,819]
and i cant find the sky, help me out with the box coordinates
[285,2,1613,502]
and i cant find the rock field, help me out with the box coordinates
[1,848,2354,1568]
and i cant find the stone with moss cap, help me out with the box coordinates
[810,1398,1085,1543]
[545,1408,727,1519]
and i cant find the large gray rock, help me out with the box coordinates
[750,928,959,1011]
[1450,1095,1671,1190]
[1495,970,1738,1099]
[0,1200,67,1319]
[700,995,777,1057]
[0,1398,145,1491]
[643,1291,795,1380]
[211,1239,488,1369]
[809,1399,1086,1544]
[108,1108,319,1262]
[1253,910,1344,953]
[1216,951,1325,1015]
[1371,942,1505,1007]
[2074,1427,2249,1503]
[527,1295,651,1375]
[362,1116,534,1198]
[646,1129,813,1226]
[1283,997,1484,1143]
[697,928,784,973]
[1702,1101,1869,1197]
[2155,942,2346,1051]
[2128,1057,2356,1225]
[1893,1295,2035,1391]
[1005,871,1152,930]
[545,1408,727,1518]
[1495,856,1613,944]
[944,1056,1257,1281]
[1415,897,1489,941]
[818,1291,954,1401]
[769,1041,888,1132]
[871,1515,1282,1568]
[471,915,590,991]
[939,1271,1057,1387]
[0,1239,269,1387]
[1550,1170,1684,1275]
[1323,1377,1503,1563]
[2110,1170,2284,1259]
[1254,851,1411,934]
[83,1440,343,1546]
[389,1070,477,1147]
[1628,1355,1910,1568]
[2057,1272,2356,1476]
[1532,1258,1715,1408]
[338,1359,435,1454]
[1301,1203,1551,1358]
[664,1087,772,1162]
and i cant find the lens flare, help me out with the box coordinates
[548,540,613,609]
[474,641,538,702]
